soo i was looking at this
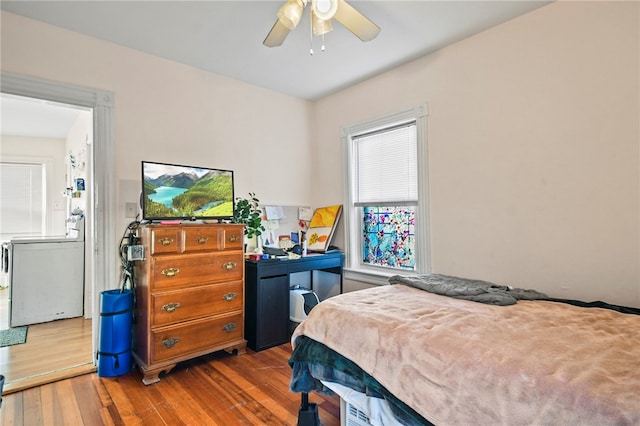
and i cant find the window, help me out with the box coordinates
[0,161,46,239]
[342,106,429,282]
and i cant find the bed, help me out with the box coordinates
[289,274,640,426]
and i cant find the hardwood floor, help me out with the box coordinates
[0,285,95,394]
[1,343,341,426]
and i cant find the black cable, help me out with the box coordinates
[119,220,141,291]
[118,220,142,327]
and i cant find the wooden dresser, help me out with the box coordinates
[133,223,246,384]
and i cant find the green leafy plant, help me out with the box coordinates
[233,192,265,239]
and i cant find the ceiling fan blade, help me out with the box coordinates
[263,19,291,47]
[333,0,380,42]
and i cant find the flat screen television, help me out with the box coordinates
[141,161,234,221]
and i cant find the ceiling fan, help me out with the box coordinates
[263,0,380,48]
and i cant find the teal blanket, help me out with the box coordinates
[289,335,433,426]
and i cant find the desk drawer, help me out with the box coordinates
[289,256,342,273]
[151,281,243,327]
[150,313,243,363]
[151,252,243,289]
[256,262,289,277]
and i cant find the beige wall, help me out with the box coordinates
[0,11,314,226]
[0,10,314,315]
[317,1,639,306]
[2,2,638,307]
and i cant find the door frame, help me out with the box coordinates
[1,71,116,358]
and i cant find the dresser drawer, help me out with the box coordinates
[151,313,243,363]
[183,226,220,252]
[182,225,244,252]
[151,252,243,289]
[151,281,243,327]
[150,227,183,255]
[218,225,244,251]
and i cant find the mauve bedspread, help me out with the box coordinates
[291,284,640,425]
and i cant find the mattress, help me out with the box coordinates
[290,284,640,425]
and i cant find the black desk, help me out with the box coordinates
[244,252,344,351]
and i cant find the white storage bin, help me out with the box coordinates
[290,287,319,323]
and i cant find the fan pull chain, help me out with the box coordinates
[309,11,328,55]
[309,12,314,55]
[310,33,326,55]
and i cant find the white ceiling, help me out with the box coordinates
[1,94,90,138]
[0,1,551,138]
[1,0,551,101]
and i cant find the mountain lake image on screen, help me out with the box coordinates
[141,161,235,221]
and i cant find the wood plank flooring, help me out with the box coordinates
[1,343,341,426]
[0,286,94,394]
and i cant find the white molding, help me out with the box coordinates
[416,105,431,274]
[1,72,115,362]
[344,269,392,286]
[341,103,431,274]
[340,105,427,137]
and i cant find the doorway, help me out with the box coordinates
[0,72,116,393]
[0,94,94,390]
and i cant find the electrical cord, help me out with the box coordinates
[118,218,142,327]
[119,219,141,292]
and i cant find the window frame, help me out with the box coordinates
[341,105,430,284]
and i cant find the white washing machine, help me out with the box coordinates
[9,217,85,327]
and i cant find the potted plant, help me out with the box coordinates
[233,192,266,251]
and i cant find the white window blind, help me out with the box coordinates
[0,162,45,237]
[353,121,417,206]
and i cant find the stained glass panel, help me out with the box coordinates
[362,206,415,270]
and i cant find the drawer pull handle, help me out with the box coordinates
[162,302,181,313]
[222,262,237,271]
[159,237,174,246]
[196,236,209,244]
[162,337,180,348]
[161,268,180,278]
[228,234,240,242]
[222,292,237,302]
[223,323,237,333]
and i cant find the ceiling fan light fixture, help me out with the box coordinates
[312,0,338,21]
[264,0,379,48]
[312,11,333,36]
[277,0,305,30]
